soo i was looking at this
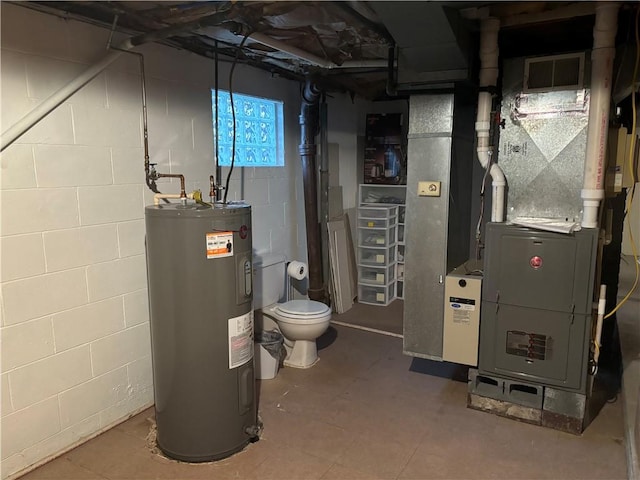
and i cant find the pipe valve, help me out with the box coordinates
[148,163,158,180]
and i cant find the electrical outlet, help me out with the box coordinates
[418,181,441,197]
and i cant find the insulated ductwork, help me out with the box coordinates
[581,2,620,229]
[299,80,327,304]
[476,18,506,223]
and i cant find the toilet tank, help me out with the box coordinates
[253,253,286,309]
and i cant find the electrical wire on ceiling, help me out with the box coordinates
[223,32,251,204]
[604,4,640,319]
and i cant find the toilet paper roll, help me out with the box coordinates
[287,261,308,280]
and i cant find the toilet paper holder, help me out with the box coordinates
[285,260,308,300]
[287,260,307,280]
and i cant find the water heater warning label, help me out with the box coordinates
[206,232,233,259]
[228,311,254,369]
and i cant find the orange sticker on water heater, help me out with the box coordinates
[206,232,234,259]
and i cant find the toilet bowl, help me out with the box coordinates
[269,300,331,368]
[253,253,332,370]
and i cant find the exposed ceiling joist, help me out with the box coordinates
[14,1,640,100]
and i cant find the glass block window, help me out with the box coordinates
[213,90,285,167]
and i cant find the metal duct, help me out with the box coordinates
[403,92,477,360]
[498,60,590,222]
[299,80,327,304]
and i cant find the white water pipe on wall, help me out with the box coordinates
[581,2,620,229]
[593,284,607,367]
[153,192,195,205]
[0,38,134,151]
[249,32,389,70]
[0,10,231,152]
[476,17,506,223]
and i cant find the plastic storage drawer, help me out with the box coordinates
[357,217,397,229]
[358,283,396,306]
[358,264,395,285]
[358,225,397,248]
[358,246,396,266]
[358,205,398,219]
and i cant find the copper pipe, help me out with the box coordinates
[109,46,160,194]
[156,173,187,198]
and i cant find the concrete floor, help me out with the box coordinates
[617,254,640,479]
[332,299,404,336]
[19,322,627,480]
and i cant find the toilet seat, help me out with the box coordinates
[273,300,331,322]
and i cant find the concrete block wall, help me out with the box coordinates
[0,4,306,478]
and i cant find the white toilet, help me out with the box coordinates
[253,254,331,368]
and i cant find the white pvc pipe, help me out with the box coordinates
[250,32,335,68]
[581,2,620,228]
[331,59,390,69]
[593,284,607,366]
[491,175,506,222]
[153,192,195,205]
[1,38,134,152]
[1,9,231,152]
[249,32,389,70]
[476,18,506,223]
